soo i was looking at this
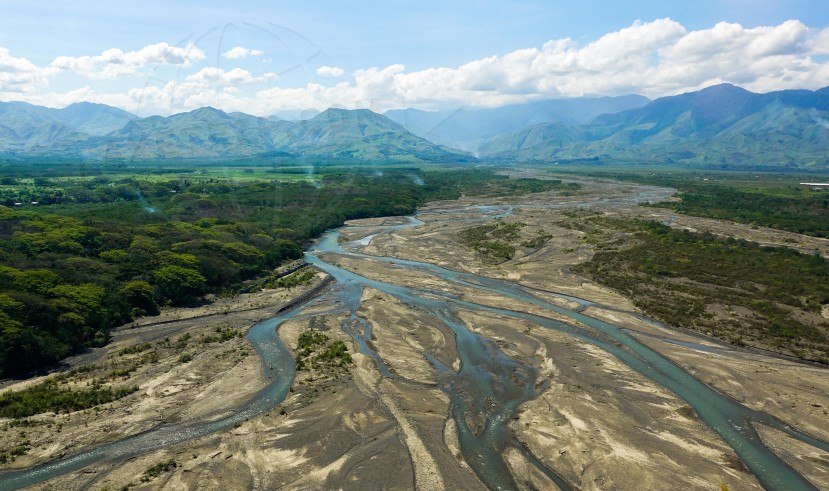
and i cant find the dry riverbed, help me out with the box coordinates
[2,176,827,490]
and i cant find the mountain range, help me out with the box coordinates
[1,84,828,169]
[0,101,136,152]
[0,105,471,162]
[478,84,829,168]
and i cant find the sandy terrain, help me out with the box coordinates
[2,175,827,490]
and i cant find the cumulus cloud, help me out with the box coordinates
[316,65,344,77]
[219,18,829,113]
[221,46,264,59]
[50,42,206,79]
[357,18,829,108]
[185,67,277,85]
[4,18,829,115]
[0,48,53,92]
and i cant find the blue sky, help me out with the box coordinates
[2,0,828,116]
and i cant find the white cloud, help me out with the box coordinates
[316,65,344,77]
[50,42,206,79]
[0,48,52,92]
[185,67,276,86]
[221,46,264,59]
[4,19,829,115]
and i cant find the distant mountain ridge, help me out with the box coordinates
[479,84,829,169]
[0,104,470,163]
[384,95,650,152]
[0,101,136,153]
[2,83,829,168]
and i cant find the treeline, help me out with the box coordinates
[655,184,829,237]
[0,168,569,377]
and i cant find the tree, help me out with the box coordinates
[120,280,159,316]
[264,240,303,267]
[153,266,207,305]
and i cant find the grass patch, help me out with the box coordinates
[459,221,523,262]
[459,220,553,262]
[140,458,177,482]
[200,326,241,344]
[295,329,352,372]
[0,381,138,418]
[264,269,316,289]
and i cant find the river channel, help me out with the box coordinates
[1,187,827,490]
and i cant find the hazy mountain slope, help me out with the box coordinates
[478,122,584,159]
[0,102,83,151]
[385,95,650,151]
[52,102,136,135]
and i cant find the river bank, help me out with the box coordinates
[2,175,828,490]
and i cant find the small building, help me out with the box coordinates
[799,183,829,191]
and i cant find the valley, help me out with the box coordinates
[3,5,829,490]
[2,175,827,490]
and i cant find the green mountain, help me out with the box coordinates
[479,84,829,169]
[0,101,136,154]
[31,106,470,162]
[274,108,469,161]
[52,102,137,136]
[68,107,292,159]
[4,84,829,168]
[0,102,84,152]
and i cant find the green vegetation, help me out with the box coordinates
[653,183,829,237]
[564,170,829,237]
[264,268,316,289]
[200,326,240,344]
[0,380,138,418]
[571,217,829,361]
[0,443,29,464]
[140,459,177,482]
[521,231,553,248]
[459,221,523,261]
[118,342,151,356]
[0,166,568,377]
[295,329,352,372]
[459,220,553,262]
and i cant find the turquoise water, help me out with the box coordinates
[0,300,305,490]
[315,205,827,490]
[2,189,826,490]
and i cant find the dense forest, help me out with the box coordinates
[0,167,568,377]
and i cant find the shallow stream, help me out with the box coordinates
[2,187,827,490]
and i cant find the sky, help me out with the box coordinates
[1,0,829,117]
